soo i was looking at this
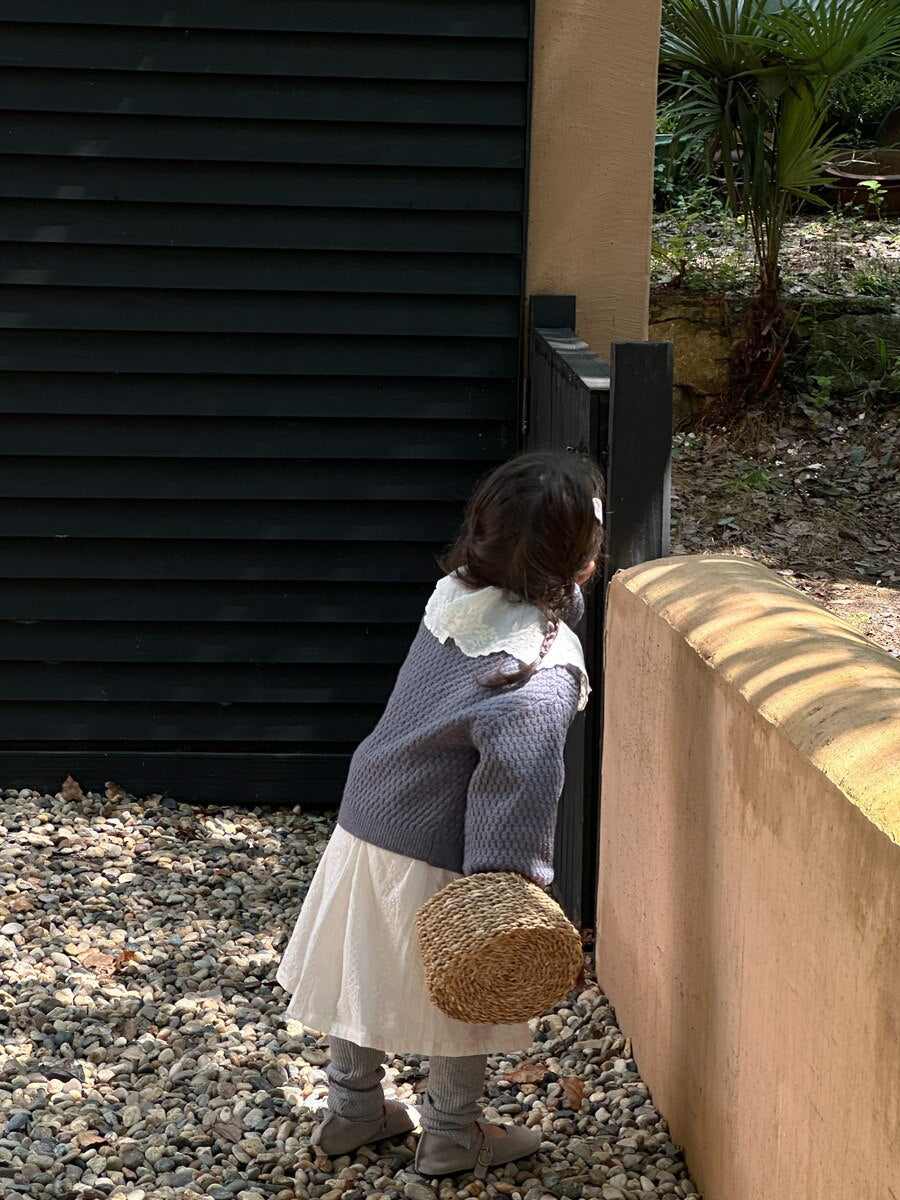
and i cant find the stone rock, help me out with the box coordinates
[403,1185,437,1200]
[802,297,900,395]
[558,1177,590,1197]
[649,292,736,424]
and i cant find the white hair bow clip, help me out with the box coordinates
[592,496,604,524]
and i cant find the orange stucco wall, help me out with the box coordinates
[597,555,900,1200]
[526,0,662,355]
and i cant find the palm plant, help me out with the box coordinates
[660,0,900,304]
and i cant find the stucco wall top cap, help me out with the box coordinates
[615,554,900,843]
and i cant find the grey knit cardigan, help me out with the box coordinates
[337,581,586,887]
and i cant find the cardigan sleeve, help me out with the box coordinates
[462,665,582,887]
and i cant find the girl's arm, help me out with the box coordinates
[463,667,582,887]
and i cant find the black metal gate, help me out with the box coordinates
[527,295,673,924]
[0,2,532,801]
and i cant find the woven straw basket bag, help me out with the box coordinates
[415,870,583,1024]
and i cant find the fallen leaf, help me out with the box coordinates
[79,949,116,973]
[504,1062,547,1085]
[213,1121,242,1144]
[561,1075,586,1110]
[60,775,85,802]
[76,1130,106,1149]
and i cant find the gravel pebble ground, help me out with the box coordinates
[0,785,703,1200]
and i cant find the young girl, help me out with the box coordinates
[276,449,605,1179]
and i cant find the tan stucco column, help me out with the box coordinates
[526,0,662,356]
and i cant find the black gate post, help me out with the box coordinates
[527,298,609,924]
[603,342,674,588]
[526,300,673,925]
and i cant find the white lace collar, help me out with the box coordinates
[423,573,590,712]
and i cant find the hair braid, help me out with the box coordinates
[476,606,561,691]
[537,610,560,661]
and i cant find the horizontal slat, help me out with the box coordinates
[0,580,433,623]
[2,662,396,704]
[0,332,517,376]
[0,26,527,80]
[0,702,379,743]
[0,69,525,126]
[0,499,461,541]
[0,622,415,662]
[0,158,523,211]
[0,457,490,500]
[0,113,524,168]
[0,287,518,336]
[0,245,521,295]
[0,539,441,580]
[0,376,515,418]
[0,201,522,253]
[0,416,513,458]
[0,750,349,805]
[0,2,528,37]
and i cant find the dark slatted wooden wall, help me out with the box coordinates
[0,1,531,802]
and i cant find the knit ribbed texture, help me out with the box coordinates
[419,1053,488,1146]
[337,584,584,887]
[326,1038,387,1121]
[327,1036,487,1147]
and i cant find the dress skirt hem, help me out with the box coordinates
[275,823,535,1058]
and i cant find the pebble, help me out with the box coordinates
[404,1185,437,1200]
[0,785,701,1200]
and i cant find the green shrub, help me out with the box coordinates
[829,64,900,143]
[850,264,900,299]
[655,103,707,209]
[651,186,751,291]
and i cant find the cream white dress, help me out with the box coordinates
[275,574,590,1057]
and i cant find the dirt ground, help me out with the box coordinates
[671,402,899,656]
[651,207,900,298]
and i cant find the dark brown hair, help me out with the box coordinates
[438,449,605,690]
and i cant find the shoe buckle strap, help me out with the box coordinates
[474,1145,493,1179]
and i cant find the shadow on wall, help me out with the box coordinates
[625,554,899,841]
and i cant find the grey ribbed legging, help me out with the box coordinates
[327,1036,485,1148]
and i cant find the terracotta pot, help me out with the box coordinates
[824,149,900,216]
